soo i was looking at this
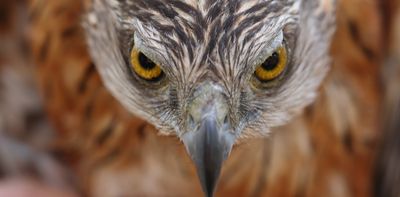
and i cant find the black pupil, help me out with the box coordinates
[138,52,156,70]
[261,52,280,71]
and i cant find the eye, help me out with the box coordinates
[254,46,288,82]
[130,48,164,81]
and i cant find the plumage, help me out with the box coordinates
[82,1,338,193]
[0,0,398,196]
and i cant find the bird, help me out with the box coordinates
[83,0,338,195]
[24,0,394,196]
[83,0,337,195]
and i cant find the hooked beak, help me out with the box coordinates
[182,84,236,197]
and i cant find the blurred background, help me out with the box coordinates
[0,0,76,196]
[0,0,399,196]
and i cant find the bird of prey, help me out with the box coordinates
[25,0,395,196]
[84,0,336,195]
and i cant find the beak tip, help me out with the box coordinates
[205,189,214,197]
[182,117,235,197]
[197,163,220,197]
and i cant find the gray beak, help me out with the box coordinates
[182,83,236,197]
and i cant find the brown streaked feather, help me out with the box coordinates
[29,0,202,195]
[26,0,389,197]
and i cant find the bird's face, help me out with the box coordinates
[84,0,336,195]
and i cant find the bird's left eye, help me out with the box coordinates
[130,48,164,81]
[254,46,288,82]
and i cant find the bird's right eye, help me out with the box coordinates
[130,48,164,81]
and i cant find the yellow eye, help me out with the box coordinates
[254,46,287,82]
[130,48,163,81]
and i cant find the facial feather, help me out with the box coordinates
[84,0,336,138]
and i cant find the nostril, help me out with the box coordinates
[223,116,229,124]
[188,114,195,127]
